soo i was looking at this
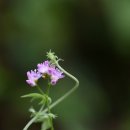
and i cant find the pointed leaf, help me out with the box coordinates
[21,93,43,98]
[41,118,51,130]
[21,93,46,105]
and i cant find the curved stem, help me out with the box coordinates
[23,103,45,130]
[37,85,44,95]
[23,116,37,130]
[46,83,54,130]
[42,61,79,113]
[23,85,44,130]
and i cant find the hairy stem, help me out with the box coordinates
[23,85,44,130]
[42,61,79,113]
[46,83,54,130]
[23,114,38,130]
[23,104,44,130]
[37,85,44,95]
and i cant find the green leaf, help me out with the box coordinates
[21,93,46,105]
[34,112,57,123]
[21,93,44,98]
[34,112,48,123]
[48,113,57,119]
[46,96,52,105]
[29,107,36,117]
[29,106,36,113]
[41,118,51,130]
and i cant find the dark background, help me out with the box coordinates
[0,0,130,130]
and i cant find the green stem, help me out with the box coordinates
[23,116,37,130]
[23,85,45,130]
[42,61,79,113]
[23,108,43,130]
[46,83,54,130]
[46,82,50,95]
[37,85,44,95]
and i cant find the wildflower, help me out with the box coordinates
[48,67,64,85]
[27,59,64,86]
[26,69,41,87]
[37,61,50,74]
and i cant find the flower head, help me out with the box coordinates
[37,61,50,74]
[48,66,64,85]
[26,51,65,86]
[26,69,41,87]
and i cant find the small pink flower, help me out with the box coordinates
[26,60,64,86]
[37,61,50,74]
[49,67,64,85]
[26,69,41,87]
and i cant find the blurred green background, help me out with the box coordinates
[0,0,130,130]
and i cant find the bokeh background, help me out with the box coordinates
[0,0,130,130]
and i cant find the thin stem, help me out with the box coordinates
[46,83,54,130]
[23,101,45,130]
[36,85,44,95]
[46,82,51,95]
[42,61,79,113]
[23,85,44,130]
[23,114,38,130]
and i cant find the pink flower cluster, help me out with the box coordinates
[26,61,64,87]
